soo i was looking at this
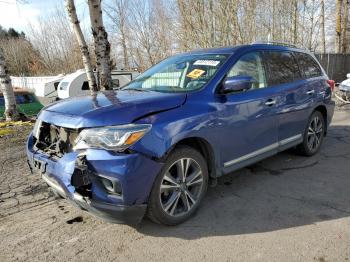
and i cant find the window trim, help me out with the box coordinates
[218,50,269,94]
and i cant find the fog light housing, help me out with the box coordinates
[100,177,122,195]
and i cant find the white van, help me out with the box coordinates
[57,69,139,99]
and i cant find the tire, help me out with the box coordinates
[147,146,208,225]
[297,110,325,156]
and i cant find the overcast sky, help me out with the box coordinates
[0,0,88,33]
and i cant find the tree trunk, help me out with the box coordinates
[0,50,20,121]
[65,0,97,94]
[321,0,326,53]
[88,0,112,90]
[293,0,298,44]
[342,0,349,53]
[272,0,276,40]
[336,0,343,53]
[308,0,315,50]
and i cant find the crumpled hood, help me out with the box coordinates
[38,90,186,128]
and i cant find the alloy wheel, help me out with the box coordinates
[159,158,204,217]
[307,115,323,152]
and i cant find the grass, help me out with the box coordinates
[0,121,33,138]
[0,121,33,128]
[0,128,14,136]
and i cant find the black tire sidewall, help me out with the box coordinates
[147,146,208,225]
[301,111,325,156]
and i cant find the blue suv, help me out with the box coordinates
[27,43,335,225]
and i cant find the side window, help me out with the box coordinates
[23,94,34,103]
[81,81,89,90]
[60,82,69,90]
[112,79,120,88]
[15,95,25,104]
[227,52,267,89]
[264,51,301,86]
[54,82,59,91]
[295,52,322,79]
[0,96,4,106]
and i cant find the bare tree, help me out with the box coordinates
[88,0,112,90]
[321,0,326,53]
[336,0,343,53]
[341,0,349,53]
[0,49,19,121]
[105,0,130,69]
[293,0,298,44]
[27,7,84,75]
[65,0,97,93]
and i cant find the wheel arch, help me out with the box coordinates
[313,105,328,135]
[164,136,219,180]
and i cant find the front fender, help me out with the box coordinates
[129,103,223,176]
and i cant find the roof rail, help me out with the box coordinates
[252,41,306,50]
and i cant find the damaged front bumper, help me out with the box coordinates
[26,133,162,224]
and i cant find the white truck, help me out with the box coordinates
[57,69,140,99]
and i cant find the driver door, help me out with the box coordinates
[217,51,280,172]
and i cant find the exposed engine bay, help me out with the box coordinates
[33,121,79,158]
[31,121,93,197]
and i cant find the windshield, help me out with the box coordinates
[123,54,229,93]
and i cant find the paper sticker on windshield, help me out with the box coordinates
[186,69,206,79]
[193,60,220,67]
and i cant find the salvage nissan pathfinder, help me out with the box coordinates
[27,43,335,225]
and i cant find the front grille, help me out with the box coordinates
[33,121,79,158]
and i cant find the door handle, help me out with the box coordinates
[265,99,276,106]
[306,90,315,95]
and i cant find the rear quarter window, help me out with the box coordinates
[264,51,301,86]
[294,52,323,79]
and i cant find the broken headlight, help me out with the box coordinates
[73,124,151,152]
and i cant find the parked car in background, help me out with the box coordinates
[27,42,335,225]
[57,69,140,99]
[0,90,43,120]
[339,73,350,101]
[11,75,64,101]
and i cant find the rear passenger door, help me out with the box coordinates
[263,51,312,148]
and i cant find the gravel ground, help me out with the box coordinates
[0,105,349,262]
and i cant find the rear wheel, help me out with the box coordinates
[297,111,325,156]
[147,146,208,225]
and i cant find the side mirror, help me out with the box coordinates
[222,76,255,94]
[347,73,350,79]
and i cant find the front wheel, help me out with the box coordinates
[147,146,208,225]
[297,111,325,156]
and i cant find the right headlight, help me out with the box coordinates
[73,124,151,152]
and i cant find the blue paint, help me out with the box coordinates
[26,44,335,223]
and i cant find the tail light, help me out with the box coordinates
[327,80,335,92]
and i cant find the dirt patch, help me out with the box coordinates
[0,107,350,262]
[0,124,55,218]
